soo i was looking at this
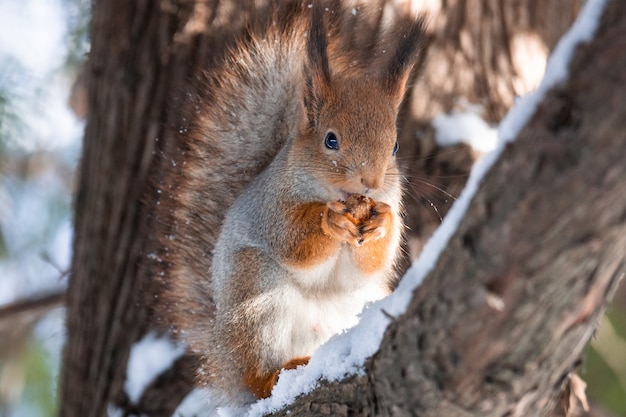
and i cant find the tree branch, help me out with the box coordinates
[265,1,626,415]
[0,289,65,323]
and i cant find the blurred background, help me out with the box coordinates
[0,1,624,416]
[0,0,87,415]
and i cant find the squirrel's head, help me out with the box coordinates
[292,4,425,202]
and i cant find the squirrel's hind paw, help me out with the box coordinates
[245,356,311,399]
[282,355,311,370]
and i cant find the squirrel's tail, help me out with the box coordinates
[151,2,311,350]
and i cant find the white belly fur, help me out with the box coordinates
[259,246,388,368]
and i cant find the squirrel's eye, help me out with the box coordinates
[324,132,339,150]
[392,141,399,156]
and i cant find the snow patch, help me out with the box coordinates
[433,111,498,153]
[124,332,185,404]
[174,388,234,417]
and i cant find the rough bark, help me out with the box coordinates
[267,1,626,415]
[399,0,582,258]
[59,0,620,417]
[59,0,199,415]
[405,0,582,124]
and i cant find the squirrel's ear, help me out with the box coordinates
[304,4,332,126]
[382,18,426,107]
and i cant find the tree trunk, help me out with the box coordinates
[405,0,582,124]
[398,0,582,259]
[59,0,621,417]
[59,0,199,415]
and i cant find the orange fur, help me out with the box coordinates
[281,203,342,268]
[244,369,278,399]
[245,356,311,399]
[351,202,397,275]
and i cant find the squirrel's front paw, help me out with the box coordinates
[322,201,363,245]
[359,201,392,244]
[321,196,389,246]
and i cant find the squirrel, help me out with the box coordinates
[152,1,424,403]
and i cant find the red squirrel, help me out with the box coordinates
[154,1,424,403]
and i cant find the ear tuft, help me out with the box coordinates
[308,4,332,87]
[383,18,426,101]
[304,4,333,127]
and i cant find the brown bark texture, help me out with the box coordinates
[58,0,621,416]
[398,0,583,258]
[405,0,582,124]
[59,0,200,415]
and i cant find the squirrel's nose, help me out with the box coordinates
[360,174,382,192]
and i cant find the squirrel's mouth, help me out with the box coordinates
[337,188,372,201]
[338,189,351,202]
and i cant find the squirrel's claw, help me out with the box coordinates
[327,200,348,214]
[359,202,391,244]
[323,202,363,245]
[323,200,392,246]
